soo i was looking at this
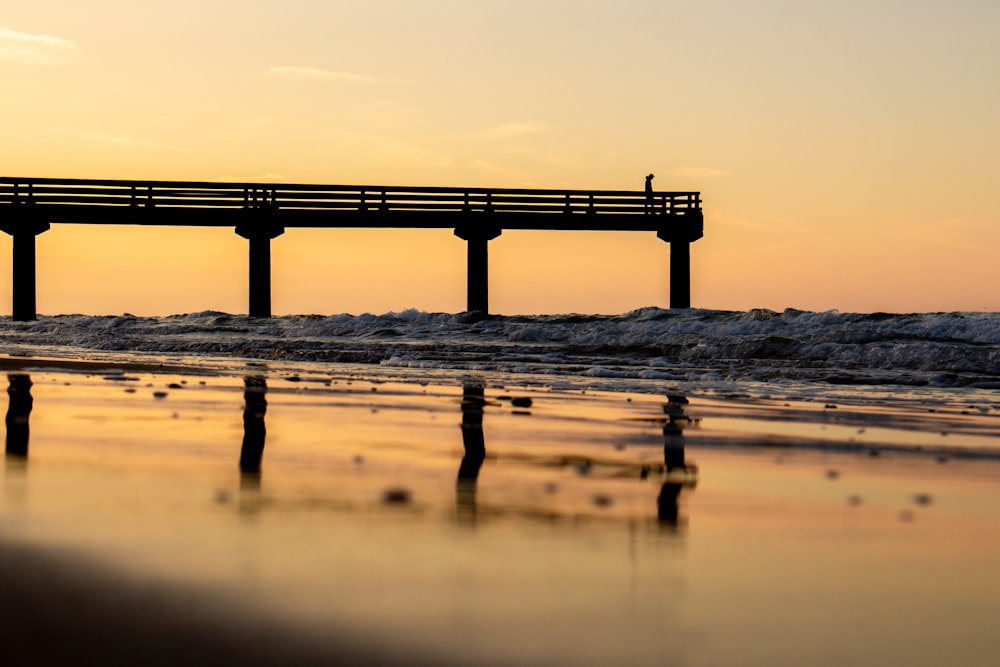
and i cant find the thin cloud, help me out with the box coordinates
[481,121,547,141]
[669,166,730,179]
[44,131,163,150]
[257,66,401,83]
[0,27,81,65]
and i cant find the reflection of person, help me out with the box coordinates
[644,173,655,214]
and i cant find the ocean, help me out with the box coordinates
[3,307,998,401]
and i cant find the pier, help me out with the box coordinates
[0,177,703,320]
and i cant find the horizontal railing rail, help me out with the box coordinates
[0,177,701,218]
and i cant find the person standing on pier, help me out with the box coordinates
[644,173,655,214]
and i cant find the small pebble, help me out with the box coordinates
[913,493,933,506]
[511,397,533,408]
[592,494,614,508]
[168,383,183,389]
[153,391,168,399]
[382,487,412,505]
[825,469,840,480]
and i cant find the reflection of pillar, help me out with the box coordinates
[657,483,683,525]
[1,218,50,321]
[457,384,487,523]
[454,224,502,314]
[5,374,33,458]
[239,376,267,476]
[235,222,284,317]
[658,395,697,527]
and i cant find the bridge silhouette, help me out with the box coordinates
[0,177,703,320]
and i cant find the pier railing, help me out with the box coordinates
[0,177,699,227]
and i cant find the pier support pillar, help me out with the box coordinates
[236,223,284,317]
[1,218,50,321]
[669,241,692,310]
[657,210,704,310]
[454,224,502,314]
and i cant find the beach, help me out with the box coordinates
[3,356,999,666]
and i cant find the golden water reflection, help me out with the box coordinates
[3,370,1000,666]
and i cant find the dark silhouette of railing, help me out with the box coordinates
[0,177,703,319]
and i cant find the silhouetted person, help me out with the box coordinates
[239,376,268,477]
[644,173,655,214]
[6,374,32,458]
[457,384,487,524]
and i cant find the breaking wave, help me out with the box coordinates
[2,308,998,391]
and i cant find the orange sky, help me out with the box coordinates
[2,1,998,316]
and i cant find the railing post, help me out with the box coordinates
[454,224,502,314]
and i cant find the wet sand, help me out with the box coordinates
[2,361,1000,666]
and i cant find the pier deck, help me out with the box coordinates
[1,177,703,319]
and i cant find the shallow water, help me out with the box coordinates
[3,367,999,665]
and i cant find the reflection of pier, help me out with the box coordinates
[2,373,697,527]
[452,383,697,526]
[5,374,32,458]
[1,177,703,319]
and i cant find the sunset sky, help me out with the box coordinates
[2,0,998,316]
